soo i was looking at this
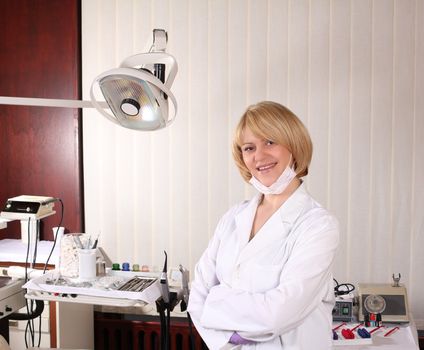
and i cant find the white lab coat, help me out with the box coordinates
[187,184,339,350]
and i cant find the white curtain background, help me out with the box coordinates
[81,0,424,326]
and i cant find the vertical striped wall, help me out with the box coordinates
[82,0,424,325]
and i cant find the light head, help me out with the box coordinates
[90,29,178,131]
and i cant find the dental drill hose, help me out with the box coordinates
[179,264,189,311]
[160,251,170,303]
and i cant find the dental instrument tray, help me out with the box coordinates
[23,270,161,306]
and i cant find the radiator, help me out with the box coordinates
[94,315,208,350]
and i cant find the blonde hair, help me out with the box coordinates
[232,101,313,182]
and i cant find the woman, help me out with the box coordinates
[187,101,339,349]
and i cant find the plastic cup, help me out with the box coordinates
[78,248,97,281]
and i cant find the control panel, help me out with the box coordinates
[333,299,353,322]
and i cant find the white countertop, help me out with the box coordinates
[0,238,58,264]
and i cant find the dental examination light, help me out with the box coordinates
[0,29,178,131]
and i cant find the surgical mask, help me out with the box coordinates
[249,155,297,195]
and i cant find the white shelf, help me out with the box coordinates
[23,270,162,307]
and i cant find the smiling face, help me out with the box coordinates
[232,101,313,183]
[241,127,292,187]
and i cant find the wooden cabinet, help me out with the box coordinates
[0,0,83,240]
[0,1,83,347]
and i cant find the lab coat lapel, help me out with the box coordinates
[236,212,289,265]
[234,194,261,250]
[235,184,310,265]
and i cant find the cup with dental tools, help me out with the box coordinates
[78,247,97,281]
[73,233,99,281]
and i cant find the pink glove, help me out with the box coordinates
[229,332,255,345]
